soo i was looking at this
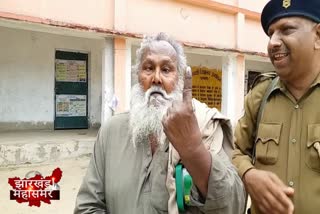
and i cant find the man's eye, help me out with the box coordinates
[144,66,153,71]
[162,67,170,73]
[283,26,295,35]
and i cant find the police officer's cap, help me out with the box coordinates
[261,0,320,35]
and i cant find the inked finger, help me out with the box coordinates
[183,66,193,103]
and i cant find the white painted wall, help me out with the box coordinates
[101,38,115,123]
[0,27,109,129]
[246,60,274,72]
[186,52,222,68]
[131,45,139,86]
[125,40,132,111]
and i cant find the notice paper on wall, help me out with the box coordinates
[191,66,222,110]
[55,59,87,82]
[56,95,87,117]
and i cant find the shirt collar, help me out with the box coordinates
[271,72,320,94]
[310,72,320,88]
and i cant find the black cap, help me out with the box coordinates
[261,0,320,35]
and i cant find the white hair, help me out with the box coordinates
[132,32,187,83]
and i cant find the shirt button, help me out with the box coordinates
[294,104,299,109]
[291,139,296,144]
[289,181,294,187]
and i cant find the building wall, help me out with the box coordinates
[242,19,269,53]
[0,27,110,130]
[214,0,237,6]
[0,0,276,128]
[238,0,269,12]
[0,0,114,28]
[126,0,236,49]
[0,0,270,54]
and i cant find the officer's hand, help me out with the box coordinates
[244,169,294,214]
[162,66,201,158]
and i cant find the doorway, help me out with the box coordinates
[54,50,88,129]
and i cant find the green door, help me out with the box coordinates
[54,51,88,129]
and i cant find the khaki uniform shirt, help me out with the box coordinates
[74,112,245,214]
[233,75,320,214]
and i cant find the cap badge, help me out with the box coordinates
[283,0,291,9]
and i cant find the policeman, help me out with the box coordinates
[232,0,320,213]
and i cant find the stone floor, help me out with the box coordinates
[0,129,97,213]
[0,155,90,214]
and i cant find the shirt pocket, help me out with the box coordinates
[255,123,282,165]
[150,151,169,212]
[306,124,320,172]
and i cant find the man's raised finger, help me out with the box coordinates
[183,66,193,102]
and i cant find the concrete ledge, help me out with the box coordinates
[0,122,101,131]
[0,129,98,166]
[0,121,53,131]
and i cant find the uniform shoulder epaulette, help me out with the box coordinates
[250,72,277,90]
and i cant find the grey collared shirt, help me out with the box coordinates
[74,112,245,214]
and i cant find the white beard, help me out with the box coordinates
[129,83,182,147]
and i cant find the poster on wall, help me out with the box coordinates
[191,66,222,110]
[55,59,87,82]
[56,95,87,117]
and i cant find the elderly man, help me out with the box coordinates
[233,0,320,214]
[74,33,245,214]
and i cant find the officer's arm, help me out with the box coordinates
[232,88,260,178]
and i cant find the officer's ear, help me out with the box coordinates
[315,23,320,50]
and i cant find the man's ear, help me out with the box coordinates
[315,23,320,50]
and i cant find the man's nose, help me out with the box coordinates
[152,68,162,85]
[268,32,282,49]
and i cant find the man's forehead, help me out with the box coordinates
[145,41,177,58]
[268,16,315,30]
